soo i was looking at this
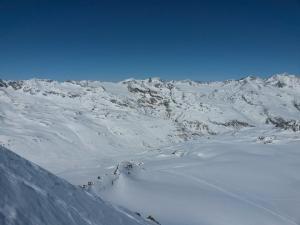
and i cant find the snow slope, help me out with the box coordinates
[0,146,147,225]
[0,74,300,225]
[0,74,299,182]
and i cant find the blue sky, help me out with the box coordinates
[0,0,299,81]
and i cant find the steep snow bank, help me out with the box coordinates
[0,146,146,225]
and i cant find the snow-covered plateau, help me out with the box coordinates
[0,74,300,225]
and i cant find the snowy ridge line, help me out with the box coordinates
[0,74,300,225]
[0,74,299,182]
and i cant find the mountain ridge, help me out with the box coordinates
[0,73,299,183]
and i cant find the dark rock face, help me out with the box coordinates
[293,100,300,112]
[275,81,286,88]
[176,120,216,140]
[266,117,300,132]
[223,120,254,129]
[212,120,254,129]
[0,79,8,88]
[8,81,24,90]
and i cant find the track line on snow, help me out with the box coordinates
[166,170,298,225]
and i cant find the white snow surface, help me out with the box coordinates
[1,74,300,225]
[0,146,147,225]
[94,133,300,225]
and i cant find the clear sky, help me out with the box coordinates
[0,0,299,81]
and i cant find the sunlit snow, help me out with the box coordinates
[1,74,300,225]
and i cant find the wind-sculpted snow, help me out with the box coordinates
[0,146,146,225]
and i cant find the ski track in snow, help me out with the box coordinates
[166,170,298,225]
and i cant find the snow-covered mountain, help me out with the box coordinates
[0,74,300,225]
[0,146,147,225]
[0,74,299,180]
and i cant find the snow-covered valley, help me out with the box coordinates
[1,74,300,224]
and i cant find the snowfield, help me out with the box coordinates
[94,132,300,225]
[0,74,300,224]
